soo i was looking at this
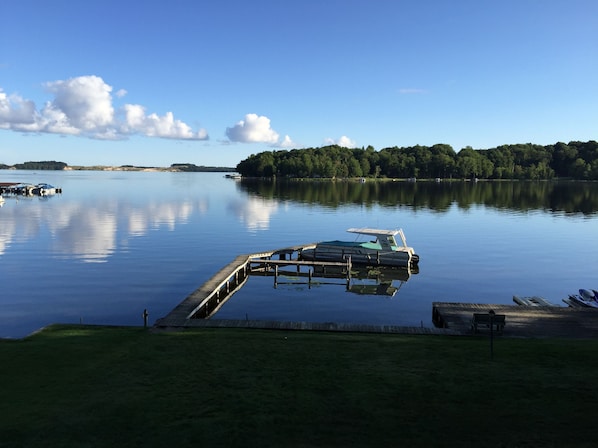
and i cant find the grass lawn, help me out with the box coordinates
[1,325,598,447]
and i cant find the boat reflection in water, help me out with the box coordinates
[345,265,417,297]
[256,262,418,298]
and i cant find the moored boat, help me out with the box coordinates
[564,293,598,308]
[579,289,597,301]
[300,227,419,268]
[32,183,57,195]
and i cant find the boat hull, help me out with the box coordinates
[301,244,418,268]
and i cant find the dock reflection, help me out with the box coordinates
[257,263,418,297]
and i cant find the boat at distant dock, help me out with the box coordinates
[300,227,419,268]
[0,182,61,196]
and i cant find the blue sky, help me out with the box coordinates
[1,0,596,167]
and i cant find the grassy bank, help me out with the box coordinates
[1,325,598,447]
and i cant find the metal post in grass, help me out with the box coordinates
[489,309,495,360]
[143,309,149,328]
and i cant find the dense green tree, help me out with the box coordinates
[235,140,598,180]
[13,161,68,170]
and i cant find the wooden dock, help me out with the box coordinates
[155,245,351,327]
[433,302,598,338]
[155,254,252,326]
[154,246,458,335]
[156,247,598,338]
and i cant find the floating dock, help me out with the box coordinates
[433,302,598,338]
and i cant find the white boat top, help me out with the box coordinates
[346,227,409,249]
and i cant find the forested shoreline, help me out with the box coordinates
[236,141,598,180]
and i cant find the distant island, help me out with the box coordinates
[0,161,236,172]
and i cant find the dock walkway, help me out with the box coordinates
[156,254,252,326]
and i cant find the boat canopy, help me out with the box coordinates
[346,227,409,249]
[347,228,401,236]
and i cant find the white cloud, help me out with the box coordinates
[123,105,208,140]
[0,90,37,127]
[324,135,357,148]
[45,75,115,131]
[0,76,208,141]
[279,135,300,149]
[226,113,279,144]
[39,102,81,135]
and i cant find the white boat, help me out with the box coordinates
[564,293,598,308]
[579,289,597,301]
[300,227,419,267]
[34,183,57,195]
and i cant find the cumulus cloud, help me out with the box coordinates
[324,135,357,148]
[45,75,114,131]
[279,135,300,149]
[0,91,37,127]
[123,105,208,140]
[226,113,280,144]
[0,76,208,141]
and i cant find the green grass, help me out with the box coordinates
[2,325,598,447]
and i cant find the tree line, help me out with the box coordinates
[0,161,68,170]
[235,141,598,180]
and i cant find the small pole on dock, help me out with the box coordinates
[346,256,352,289]
[274,265,278,288]
[143,309,149,328]
[489,309,495,360]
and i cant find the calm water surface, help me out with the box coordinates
[1,170,597,338]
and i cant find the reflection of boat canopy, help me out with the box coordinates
[301,227,419,268]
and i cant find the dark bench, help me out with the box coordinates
[471,313,506,334]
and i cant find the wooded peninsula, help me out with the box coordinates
[236,140,598,180]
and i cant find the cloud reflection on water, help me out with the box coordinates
[227,196,279,231]
[0,195,209,262]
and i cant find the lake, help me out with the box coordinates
[1,170,597,338]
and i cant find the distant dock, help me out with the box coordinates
[0,182,62,196]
